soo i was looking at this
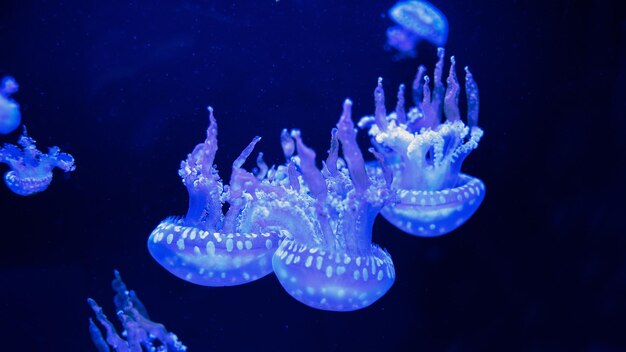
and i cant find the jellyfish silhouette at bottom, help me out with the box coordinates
[88,270,187,352]
[0,76,21,134]
[148,107,288,287]
[359,48,485,237]
[272,100,396,312]
[0,127,75,196]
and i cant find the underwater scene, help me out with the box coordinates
[1,0,624,350]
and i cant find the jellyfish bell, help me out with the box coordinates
[1,76,19,95]
[0,76,21,134]
[389,0,448,46]
[386,0,448,57]
[386,26,419,58]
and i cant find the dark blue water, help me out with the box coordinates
[1,1,624,350]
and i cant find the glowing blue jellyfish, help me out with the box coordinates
[272,100,396,312]
[148,107,288,287]
[359,48,484,237]
[0,76,21,134]
[386,0,448,58]
[0,126,75,196]
[88,270,187,352]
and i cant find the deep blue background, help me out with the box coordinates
[0,0,624,351]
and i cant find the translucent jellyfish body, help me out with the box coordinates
[88,270,187,351]
[0,127,75,196]
[272,100,396,312]
[386,0,448,58]
[0,76,21,134]
[359,48,485,237]
[148,108,287,287]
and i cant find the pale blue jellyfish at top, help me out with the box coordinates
[0,76,21,134]
[88,270,187,352]
[386,0,448,58]
[272,100,396,312]
[359,48,485,237]
[0,126,75,196]
[148,107,289,287]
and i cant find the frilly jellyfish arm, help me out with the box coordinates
[324,128,339,177]
[88,318,112,352]
[291,130,327,201]
[433,47,446,112]
[41,146,76,172]
[254,152,269,179]
[361,49,485,237]
[0,76,21,134]
[0,127,75,196]
[374,78,388,131]
[280,128,295,159]
[287,160,300,191]
[222,135,261,233]
[409,47,445,130]
[291,129,337,251]
[272,101,396,312]
[465,66,480,127]
[88,271,187,352]
[336,99,370,193]
[395,84,407,124]
[88,300,130,352]
[411,65,426,107]
[148,108,287,287]
[443,56,461,122]
[178,107,222,227]
[369,147,393,187]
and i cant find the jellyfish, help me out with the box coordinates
[386,0,448,59]
[272,99,396,312]
[147,107,289,287]
[0,76,21,134]
[88,270,187,352]
[358,48,485,237]
[0,126,75,196]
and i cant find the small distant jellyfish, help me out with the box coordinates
[386,0,448,58]
[88,270,187,351]
[0,126,75,196]
[359,48,485,237]
[148,107,288,287]
[0,76,21,134]
[272,100,396,312]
